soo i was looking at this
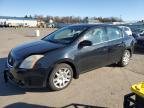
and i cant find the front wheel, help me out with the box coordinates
[118,50,131,67]
[48,63,73,91]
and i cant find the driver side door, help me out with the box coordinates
[77,27,109,73]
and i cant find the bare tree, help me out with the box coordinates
[33,15,123,24]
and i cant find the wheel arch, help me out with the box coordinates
[126,48,133,57]
[124,37,135,58]
[56,59,79,79]
[47,59,79,80]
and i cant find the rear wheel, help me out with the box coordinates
[48,63,73,91]
[118,50,131,67]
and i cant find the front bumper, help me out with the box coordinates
[4,67,48,88]
[4,69,25,87]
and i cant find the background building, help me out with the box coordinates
[0,16,38,27]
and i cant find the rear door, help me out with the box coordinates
[106,27,125,64]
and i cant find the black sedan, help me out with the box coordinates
[125,24,144,49]
[4,24,135,91]
[133,29,144,49]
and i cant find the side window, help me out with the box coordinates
[124,27,129,31]
[83,27,108,44]
[107,27,122,40]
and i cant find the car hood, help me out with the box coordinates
[12,40,65,59]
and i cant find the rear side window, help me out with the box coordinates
[107,27,122,40]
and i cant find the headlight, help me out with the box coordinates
[19,55,44,69]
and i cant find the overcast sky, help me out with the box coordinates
[0,0,143,21]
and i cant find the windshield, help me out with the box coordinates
[42,26,87,44]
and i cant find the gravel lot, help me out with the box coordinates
[0,28,144,108]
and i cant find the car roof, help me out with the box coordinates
[117,26,130,29]
[68,24,118,28]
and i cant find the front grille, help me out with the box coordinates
[8,53,15,67]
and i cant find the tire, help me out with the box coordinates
[118,50,131,67]
[48,63,73,91]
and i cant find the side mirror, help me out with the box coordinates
[78,40,92,48]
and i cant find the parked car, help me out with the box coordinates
[118,26,133,36]
[133,35,144,49]
[56,23,70,28]
[47,23,57,28]
[128,25,144,49]
[4,24,135,91]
